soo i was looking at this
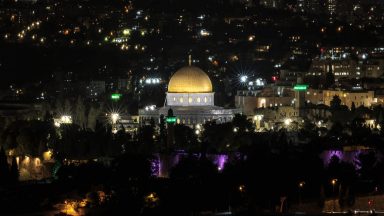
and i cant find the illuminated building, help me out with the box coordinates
[322,89,375,109]
[139,58,240,125]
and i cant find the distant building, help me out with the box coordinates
[259,0,283,9]
[322,89,375,108]
[87,80,105,99]
[117,78,129,91]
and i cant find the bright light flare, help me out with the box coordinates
[284,118,292,126]
[110,113,120,124]
[240,75,248,83]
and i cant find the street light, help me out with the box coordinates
[254,114,263,131]
[284,118,292,126]
[110,113,120,124]
[240,75,248,83]
[298,181,305,206]
[239,185,245,193]
[331,178,338,212]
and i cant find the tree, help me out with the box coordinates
[330,95,342,110]
[87,104,103,130]
[137,125,155,154]
[0,147,9,184]
[357,152,377,180]
[9,156,19,183]
[173,124,198,150]
[74,96,87,128]
[351,102,356,112]
[232,114,254,133]
[64,98,72,114]
[159,114,166,146]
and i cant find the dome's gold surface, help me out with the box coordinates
[168,66,213,93]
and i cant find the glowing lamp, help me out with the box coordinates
[111,93,122,100]
[294,84,308,91]
[166,117,177,123]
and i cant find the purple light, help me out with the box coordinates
[319,149,379,170]
[150,155,160,177]
[213,155,228,172]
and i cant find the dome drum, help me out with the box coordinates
[166,92,214,107]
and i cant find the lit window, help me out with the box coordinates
[173,97,176,101]
[180,97,184,103]
[204,97,207,103]
[189,97,192,103]
[197,98,201,103]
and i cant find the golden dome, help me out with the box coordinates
[168,66,213,93]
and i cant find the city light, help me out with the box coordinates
[239,185,245,192]
[299,181,305,188]
[111,93,122,101]
[284,118,292,126]
[145,105,156,111]
[331,178,337,185]
[294,84,308,91]
[123,29,131,35]
[144,78,161,84]
[253,115,263,121]
[110,113,120,124]
[166,116,177,123]
[54,115,72,127]
[200,29,211,37]
[43,150,53,161]
[240,75,248,83]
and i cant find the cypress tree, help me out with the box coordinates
[0,147,10,184]
[10,157,19,184]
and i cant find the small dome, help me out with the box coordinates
[168,66,213,93]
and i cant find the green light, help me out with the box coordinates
[294,85,308,91]
[166,117,177,123]
[111,93,122,100]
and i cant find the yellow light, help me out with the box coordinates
[110,113,120,124]
[239,185,245,192]
[299,181,305,188]
[61,200,79,215]
[331,179,337,185]
[43,150,53,160]
[123,29,130,35]
[34,158,41,167]
[8,149,15,156]
[284,118,292,126]
[24,156,30,165]
[60,115,72,124]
